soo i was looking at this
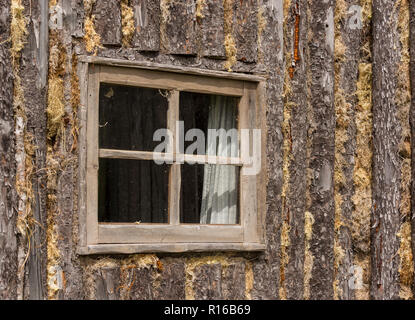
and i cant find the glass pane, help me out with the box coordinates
[180,163,239,224]
[99,83,168,152]
[179,92,239,156]
[98,158,169,223]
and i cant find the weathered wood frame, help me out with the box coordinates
[77,56,267,254]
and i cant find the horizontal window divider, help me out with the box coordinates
[98,149,246,166]
[179,154,244,166]
[99,149,171,162]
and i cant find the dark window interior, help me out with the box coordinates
[98,158,169,223]
[98,83,169,223]
[99,83,168,152]
[179,91,210,154]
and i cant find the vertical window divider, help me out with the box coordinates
[86,64,100,244]
[168,90,180,225]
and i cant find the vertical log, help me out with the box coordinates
[222,262,246,299]
[200,0,225,58]
[160,0,197,55]
[192,264,223,299]
[234,0,258,63]
[95,268,121,300]
[371,0,402,300]
[409,0,415,296]
[46,0,85,299]
[279,0,308,300]
[307,0,335,300]
[131,0,160,51]
[21,0,49,300]
[153,259,185,300]
[250,0,284,300]
[0,0,18,300]
[92,1,122,46]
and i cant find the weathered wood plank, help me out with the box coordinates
[131,0,160,51]
[81,55,267,82]
[92,1,122,46]
[79,243,265,255]
[98,65,245,97]
[307,0,335,300]
[98,224,244,244]
[160,0,197,55]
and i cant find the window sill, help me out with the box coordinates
[77,243,266,255]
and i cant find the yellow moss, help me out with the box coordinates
[11,1,37,292]
[304,211,314,300]
[361,0,372,25]
[196,0,205,20]
[46,27,69,299]
[352,256,370,299]
[121,0,135,47]
[83,0,102,54]
[257,4,266,63]
[333,0,350,299]
[47,34,66,140]
[279,47,296,299]
[70,54,80,152]
[352,1,372,297]
[160,0,172,52]
[397,222,414,299]
[396,0,413,299]
[223,0,236,71]
[245,261,254,300]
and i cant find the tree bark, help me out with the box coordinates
[0,0,18,300]
[409,0,415,295]
[371,0,401,300]
[307,0,336,300]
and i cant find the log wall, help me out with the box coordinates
[0,0,414,300]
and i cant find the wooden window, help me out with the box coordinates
[77,56,267,254]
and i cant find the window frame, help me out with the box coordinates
[77,56,267,254]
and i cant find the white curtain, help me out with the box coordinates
[200,96,238,224]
